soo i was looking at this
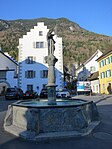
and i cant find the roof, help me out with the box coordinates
[96,49,112,61]
[0,69,15,71]
[0,51,18,65]
[88,71,99,81]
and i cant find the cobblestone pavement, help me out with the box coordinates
[0,95,112,149]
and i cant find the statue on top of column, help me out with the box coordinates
[47,29,56,55]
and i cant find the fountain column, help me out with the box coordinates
[44,29,58,105]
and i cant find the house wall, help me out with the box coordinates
[77,50,103,81]
[18,22,64,94]
[91,80,100,93]
[0,53,17,71]
[98,52,112,94]
[0,52,18,94]
[0,70,18,94]
[6,70,18,88]
[85,50,102,73]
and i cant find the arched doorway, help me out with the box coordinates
[0,81,10,95]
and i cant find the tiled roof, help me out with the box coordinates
[88,71,99,81]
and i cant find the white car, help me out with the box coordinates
[56,88,71,98]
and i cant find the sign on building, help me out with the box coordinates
[77,81,91,92]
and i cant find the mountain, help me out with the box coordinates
[0,17,112,68]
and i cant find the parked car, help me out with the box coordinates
[40,88,48,98]
[23,90,38,99]
[56,88,71,98]
[5,87,23,100]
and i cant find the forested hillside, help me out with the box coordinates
[0,17,112,68]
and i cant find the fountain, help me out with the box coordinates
[4,29,100,141]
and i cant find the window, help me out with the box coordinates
[39,31,43,36]
[27,84,33,91]
[100,72,105,79]
[36,42,40,48]
[0,71,6,79]
[100,60,104,67]
[90,66,96,72]
[33,42,44,48]
[40,70,48,78]
[106,57,110,65]
[25,70,36,78]
[102,60,104,67]
[107,70,111,77]
[102,72,105,78]
[108,57,110,64]
[40,42,44,48]
[25,56,36,64]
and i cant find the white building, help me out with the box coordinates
[76,49,103,94]
[18,22,64,94]
[88,71,100,94]
[0,51,18,94]
[76,49,103,81]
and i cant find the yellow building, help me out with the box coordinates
[97,50,112,94]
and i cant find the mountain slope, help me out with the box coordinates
[0,17,112,68]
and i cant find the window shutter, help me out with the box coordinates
[44,42,47,48]
[42,71,43,78]
[25,71,28,78]
[33,42,36,48]
[111,56,112,63]
[33,71,36,78]
[100,73,102,79]
[40,70,43,78]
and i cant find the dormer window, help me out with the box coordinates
[25,56,36,64]
[39,31,43,36]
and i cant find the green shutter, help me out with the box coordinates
[111,56,112,63]
[25,71,27,78]
[104,59,106,65]
[100,62,101,67]
[100,73,102,79]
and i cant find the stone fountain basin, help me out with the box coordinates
[4,99,100,141]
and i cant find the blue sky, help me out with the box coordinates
[0,0,112,36]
